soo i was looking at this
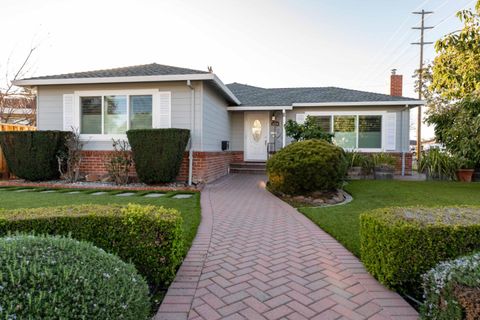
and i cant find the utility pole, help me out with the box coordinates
[412,9,433,162]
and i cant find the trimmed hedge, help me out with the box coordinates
[360,207,480,296]
[267,139,347,195]
[0,204,184,286]
[0,234,150,319]
[127,129,190,184]
[421,252,480,320]
[0,130,71,181]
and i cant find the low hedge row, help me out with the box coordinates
[0,130,71,181]
[127,129,190,184]
[360,206,480,296]
[0,234,150,319]
[421,252,480,320]
[0,204,184,286]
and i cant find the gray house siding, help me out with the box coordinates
[229,112,244,151]
[35,81,203,151]
[202,84,230,152]
[37,86,63,130]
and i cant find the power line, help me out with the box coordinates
[412,9,434,161]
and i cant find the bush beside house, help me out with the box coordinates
[0,130,71,181]
[267,139,347,195]
[360,206,480,297]
[0,204,184,287]
[421,252,480,320]
[0,234,150,319]
[127,129,190,184]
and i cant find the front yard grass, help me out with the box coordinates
[0,188,201,255]
[299,180,480,257]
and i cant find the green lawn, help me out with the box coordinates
[0,187,201,253]
[299,180,480,257]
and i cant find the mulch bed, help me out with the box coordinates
[0,179,201,192]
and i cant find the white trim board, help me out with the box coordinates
[227,106,293,111]
[293,101,424,107]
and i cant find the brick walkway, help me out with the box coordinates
[155,174,418,320]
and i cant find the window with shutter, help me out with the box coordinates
[385,113,397,151]
[63,94,75,131]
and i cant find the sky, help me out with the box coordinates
[0,0,477,139]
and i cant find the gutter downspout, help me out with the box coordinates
[401,105,409,176]
[187,80,195,186]
[282,109,286,148]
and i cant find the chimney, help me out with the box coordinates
[390,69,403,97]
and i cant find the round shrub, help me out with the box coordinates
[127,129,190,184]
[360,206,480,297]
[267,139,347,195]
[0,234,150,319]
[0,130,71,181]
[421,252,480,320]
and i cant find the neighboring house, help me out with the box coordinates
[14,64,423,183]
[0,94,36,126]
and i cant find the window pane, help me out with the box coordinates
[333,116,356,149]
[358,115,382,148]
[311,116,331,132]
[80,96,101,134]
[104,95,127,134]
[130,95,152,129]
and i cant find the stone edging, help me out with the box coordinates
[0,181,199,193]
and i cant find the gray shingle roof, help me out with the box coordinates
[226,83,418,106]
[24,63,208,80]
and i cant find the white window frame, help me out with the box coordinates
[305,111,387,152]
[74,89,158,141]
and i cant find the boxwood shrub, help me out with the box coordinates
[0,204,184,287]
[0,130,71,181]
[127,129,190,184]
[0,234,150,319]
[360,206,480,296]
[421,252,480,320]
[267,139,347,195]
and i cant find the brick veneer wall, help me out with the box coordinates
[359,152,412,175]
[79,150,244,183]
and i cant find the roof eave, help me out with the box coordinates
[13,73,241,106]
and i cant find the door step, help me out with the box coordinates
[230,162,266,174]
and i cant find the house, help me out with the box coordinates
[13,64,423,183]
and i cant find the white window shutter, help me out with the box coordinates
[385,113,397,151]
[153,91,171,128]
[63,94,75,131]
[296,113,306,124]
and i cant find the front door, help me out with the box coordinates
[245,112,269,161]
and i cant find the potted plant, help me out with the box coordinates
[372,153,396,180]
[456,157,476,182]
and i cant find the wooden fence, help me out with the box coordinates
[0,123,36,179]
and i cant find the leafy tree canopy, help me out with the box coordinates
[431,2,480,100]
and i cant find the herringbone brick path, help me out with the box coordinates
[155,175,418,320]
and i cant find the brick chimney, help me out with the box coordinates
[390,69,403,97]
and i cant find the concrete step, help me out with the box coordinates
[230,162,266,174]
[230,167,266,174]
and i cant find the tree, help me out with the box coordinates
[431,2,480,100]
[0,47,37,125]
[284,116,333,142]
[418,2,480,168]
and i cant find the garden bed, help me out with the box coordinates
[0,179,200,192]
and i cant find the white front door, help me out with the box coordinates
[245,112,269,161]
